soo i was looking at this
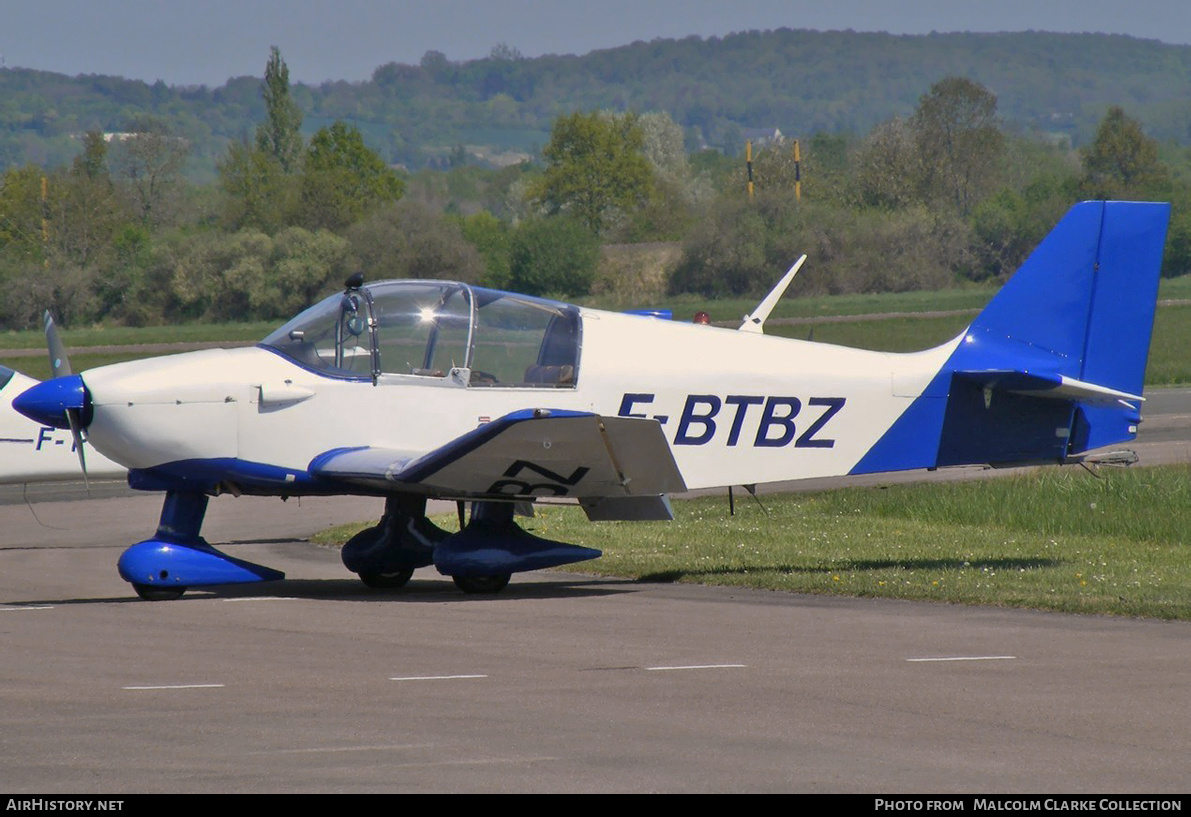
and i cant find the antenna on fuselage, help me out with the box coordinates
[739,255,806,334]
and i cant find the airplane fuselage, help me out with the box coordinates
[78,306,960,495]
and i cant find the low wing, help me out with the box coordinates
[310,409,686,515]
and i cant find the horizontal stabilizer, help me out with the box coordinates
[954,370,1144,406]
[310,408,686,500]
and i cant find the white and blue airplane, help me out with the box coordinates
[11,200,1171,599]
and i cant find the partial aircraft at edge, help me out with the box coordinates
[1,365,124,484]
[9,201,1171,599]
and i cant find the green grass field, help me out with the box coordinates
[580,285,994,321]
[762,303,1191,385]
[0,321,276,350]
[314,464,1191,619]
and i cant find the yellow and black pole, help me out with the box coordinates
[746,139,754,200]
[41,175,49,266]
[793,139,801,202]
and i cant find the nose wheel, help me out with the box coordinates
[119,492,285,600]
[132,583,186,601]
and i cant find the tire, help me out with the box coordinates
[132,583,185,601]
[452,574,511,594]
[358,568,414,589]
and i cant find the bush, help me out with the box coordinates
[346,200,484,284]
[1161,191,1191,279]
[507,216,600,297]
[668,196,769,297]
[670,195,970,297]
[968,178,1074,281]
[0,263,98,329]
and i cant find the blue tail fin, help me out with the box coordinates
[853,201,1171,474]
[966,200,1169,398]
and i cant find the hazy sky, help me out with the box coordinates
[5,0,1190,87]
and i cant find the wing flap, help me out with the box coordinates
[310,409,685,500]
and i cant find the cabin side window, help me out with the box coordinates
[372,283,472,377]
[468,294,580,388]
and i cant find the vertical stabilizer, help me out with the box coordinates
[852,201,1171,475]
[966,200,1169,395]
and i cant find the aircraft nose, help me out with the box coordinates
[12,375,92,430]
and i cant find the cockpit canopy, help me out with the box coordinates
[260,281,581,388]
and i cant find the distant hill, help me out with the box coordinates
[4,28,1191,175]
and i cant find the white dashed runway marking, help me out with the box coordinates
[905,655,1017,662]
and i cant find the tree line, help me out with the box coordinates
[0,49,1188,331]
[5,29,1191,176]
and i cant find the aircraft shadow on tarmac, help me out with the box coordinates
[4,550,1067,607]
[6,573,634,607]
[219,574,632,603]
[638,556,1063,584]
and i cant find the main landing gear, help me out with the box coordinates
[346,497,600,594]
[340,495,443,589]
[116,491,601,599]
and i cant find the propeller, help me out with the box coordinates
[45,310,72,379]
[42,311,90,488]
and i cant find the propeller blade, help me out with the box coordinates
[43,311,73,378]
[43,311,88,489]
[65,407,90,491]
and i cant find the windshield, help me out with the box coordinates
[261,281,580,387]
[260,289,377,378]
[0,365,13,391]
